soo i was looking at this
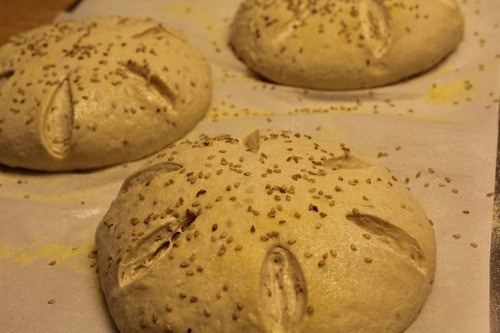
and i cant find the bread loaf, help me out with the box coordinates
[96,129,436,333]
[0,16,212,171]
[229,0,464,90]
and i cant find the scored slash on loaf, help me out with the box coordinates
[229,0,464,90]
[96,129,436,333]
[0,16,212,171]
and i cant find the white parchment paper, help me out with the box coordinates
[0,0,498,332]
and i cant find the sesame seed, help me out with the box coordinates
[307,306,314,316]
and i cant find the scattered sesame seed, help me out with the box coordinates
[307,306,314,316]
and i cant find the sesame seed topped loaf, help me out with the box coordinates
[96,129,436,333]
[229,0,464,90]
[0,16,212,171]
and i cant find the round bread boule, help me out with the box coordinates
[0,16,211,171]
[229,0,464,90]
[96,129,436,333]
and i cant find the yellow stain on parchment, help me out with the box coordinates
[208,104,276,120]
[0,237,96,275]
[158,2,228,29]
[0,237,105,303]
[425,80,474,104]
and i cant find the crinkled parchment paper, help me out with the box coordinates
[0,0,498,332]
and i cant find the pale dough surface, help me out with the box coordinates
[0,16,212,171]
[96,130,436,333]
[229,0,464,90]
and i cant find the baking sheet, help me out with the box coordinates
[0,0,499,332]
